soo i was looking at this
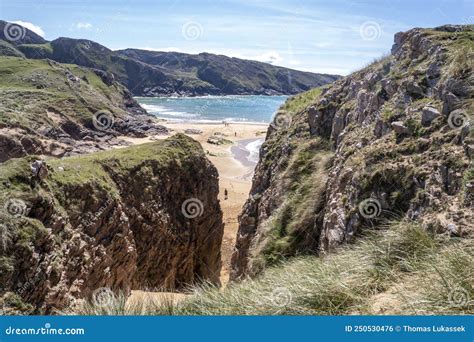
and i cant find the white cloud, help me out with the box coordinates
[251,51,283,64]
[200,49,284,65]
[11,21,45,37]
[74,22,93,30]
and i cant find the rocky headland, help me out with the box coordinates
[232,25,473,279]
[0,134,223,313]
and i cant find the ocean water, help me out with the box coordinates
[246,139,264,163]
[135,95,288,123]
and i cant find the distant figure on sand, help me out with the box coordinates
[224,188,228,200]
[234,132,237,137]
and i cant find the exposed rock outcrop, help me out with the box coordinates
[0,135,223,313]
[231,25,473,280]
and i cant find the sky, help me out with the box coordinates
[0,0,473,75]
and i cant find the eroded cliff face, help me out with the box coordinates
[0,134,223,313]
[231,25,473,280]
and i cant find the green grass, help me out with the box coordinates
[0,40,24,57]
[280,87,323,115]
[258,139,333,268]
[0,134,203,203]
[72,221,473,315]
[0,56,130,130]
[18,43,53,57]
[47,134,202,189]
[0,292,34,315]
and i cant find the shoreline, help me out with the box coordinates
[231,138,264,169]
[154,120,270,125]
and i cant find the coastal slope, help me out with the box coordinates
[232,25,473,279]
[0,55,167,162]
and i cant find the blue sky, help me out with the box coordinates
[0,0,473,75]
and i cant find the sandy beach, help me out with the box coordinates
[123,121,268,306]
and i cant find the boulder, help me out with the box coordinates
[421,106,441,125]
[391,121,411,135]
[391,31,407,54]
[406,81,424,97]
[207,136,231,145]
[31,160,49,180]
[381,78,397,96]
[466,145,474,159]
[184,128,203,135]
[374,118,391,138]
[442,92,459,115]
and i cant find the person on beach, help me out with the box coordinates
[224,188,228,200]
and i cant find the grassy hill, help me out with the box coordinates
[0,55,164,161]
[117,49,339,96]
[0,20,339,96]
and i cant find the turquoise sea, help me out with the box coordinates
[135,95,288,123]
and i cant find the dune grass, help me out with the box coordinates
[72,220,473,315]
[280,87,323,115]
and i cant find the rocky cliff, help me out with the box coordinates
[0,134,223,313]
[231,25,473,280]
